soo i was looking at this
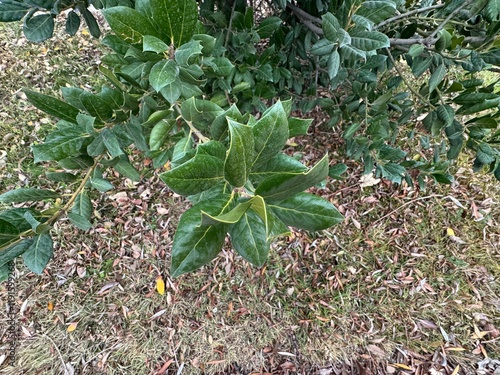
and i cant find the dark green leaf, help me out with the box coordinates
[229,209,268,267]
[379,145,407,161]
[67,213,92,231]
[181,98,224,129]
[160,154,225,195]
[270,193,343,231]
[437,105,454,127]
[174,40,203,65]
[24,89,80,123]
[33,127,88,162]
[328,163,348,179]
[0,188,58,203]
[90,178,114,192]
[81,7,100,38]
[22,234,53,274]
[72,193,92,220]
[327,50,341,79]
[171,198,230,277]
[350,30,390,51]
[24,13,54,42]
[102,128,124,158]
[150,119,175,151]
[0,239,32,267]
[288,117,312,137]
[311,39,335,56]
[429,64,446,93]
[65,10,80,36]
[377,163,406,184]
[257,16,281,38]
[45,172,77,182]
[80,92,114,122]
[0,219,19,247]
[114,155,141,181]
[250,153,307,184]
[0,0,30,22]
[255,154,329,202]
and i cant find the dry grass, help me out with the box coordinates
[0,19,499,375]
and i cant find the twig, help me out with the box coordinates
[286,3,324,35]
[224,1,238,51]
[375,4,445,29]
[373,194,443,224]
[43,333,69,375]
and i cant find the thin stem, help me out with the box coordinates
[174,105,209,143]
[384,47,436,111]
[375,4,445,29]
[224,1,238,52]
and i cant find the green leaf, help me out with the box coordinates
[270,193,343,231]
[350,30,390,51]
[311,39,335,56]
[160,81,182,103]
[251,101,289,169]
[267,209,291,239]
[0,263,8,282]
[114,155,141,181]
[0,188,58,203]
[0,1,30,22]
[102,6,159,43]
[24,13,54,42]
[67,213,92,231]
[356,0,396,23]
[192,34,216,54]
[81,7,100,38]
[87,133,105,157]
[65,11,80,36]
[327,49,341,79]
[22,234,53,275]
[102,128,124,158]
[150,119,175,151]
[80,92,114,122]
[429,64,446,93]
[211,104,244,141]
[257,16,281,38]
[329,163,348,179]
[485,0,500,21]
[255,154,329,202]
[250,153,307,184]
[72,193,92,220]
[174,40,203,65]
[181,98,224,129]
[160,154,225,196]
[0,219,19,247]
[143,35,169,53]
[343,122,362,139]
[171,136,194,167]
[476,143,495,164]
[90,178,114,192]
[150,60,179,92]
[123,121,148,151]
[45,172,78,182]
[289,117,312,137]
[33,127,88,162]
[136,0,198,46]
[171,198,230,277]
[377,163,406,184]
[24,89,80,123]
[0,209,39,232]
[0,240,32,267]
[408,44,424,57]
[379,144,407,161]
[225,120,255,187]
[437,105,455,127]
[229,209,269,267]
[322,13,340,42]
[201,200,253,226]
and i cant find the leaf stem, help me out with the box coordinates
[174,105,209,143]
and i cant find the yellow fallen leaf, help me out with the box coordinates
[451,365,460,375]
[447,227,455,236]
[156,276,165,295]
[67,322,78,333]
[47,301,53,311]
[391,363,413,370]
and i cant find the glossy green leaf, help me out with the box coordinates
[174,40,203,65]
[322,13,341,42]
[225,120,255,187]
[160,81,182,103]
[72,193,92,220]
[22,234,53,274]
[0,219,19,247]
[288,117,312,137]
[377,162,406,184]
[24,13,54,42]
[327,49,341,79]
[201,200,252,226]
[136,0,197,46]
[329,163,348,179]
[255,154,329,202]
[160,154,225,196]
[143,35,169,53]
[171,136,194,167]
[211,104,244,141]
[192,34,216,54]
[103,6,159,43]
[257,16,281,38]
[150,60,179,92]
[311,39,335,56]
[24,89,80,123]
[80,92,114,122]
[33,127,88,163]
[270,193,343,231]
[251,101,289,169]
[437,105,454,127]
[171,198,231,277]
[229,209,269,267]
[81,7,100,38]
[0,188,58,203]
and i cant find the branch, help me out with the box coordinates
[375,4,445,29]
[390,35,488,47]
[286,3,324,35]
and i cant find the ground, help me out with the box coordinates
[0,19,499,375]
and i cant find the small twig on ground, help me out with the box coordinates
[372,194,443,224]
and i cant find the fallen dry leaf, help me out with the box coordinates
[156,276,165,295]
[67,322,78,332]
